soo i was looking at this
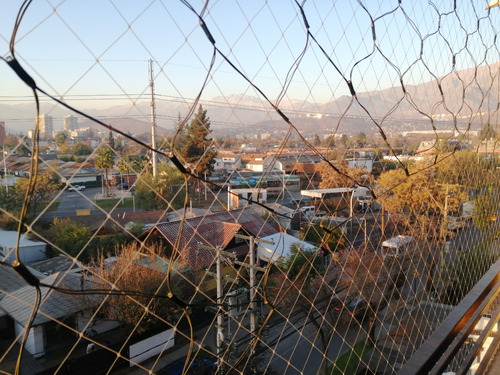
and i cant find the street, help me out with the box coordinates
[42,187,134,219]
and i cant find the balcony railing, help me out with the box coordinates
[398,257,500,375]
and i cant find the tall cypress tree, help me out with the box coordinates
[180,105,215,175]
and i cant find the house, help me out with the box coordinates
[256,232,317,263]
[0,229,47,263]
[213,153,243,173]
[27,254,82,276]
[0,271,106,358]
[0,265,45,340]
[244,155,283,172]
[58,161,101,184]
[141,208,279,272]
[56,208,210,236]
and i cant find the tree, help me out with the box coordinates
[354,132,367,148]
[277,243,325,282]
[339,134,350,148]
[92,242,184,333]
[108,131,115,150]
[473,193,498,232]
[319,161,370,189]
[313,134,321,147]
[376,162,467,240]
[49,218,92,260]
[55,131,68,147]
[117,157,133,185]
[14,172,59,215]
[94,147,115,196]
[3,135,20,149]
[135,162,186,210]
[435,150,491,190]
[299,220,346,253]
[338,250,411,345]
[479,122,497,141]
[72,142,93,156]
[179,105,216,175]
[441,240,496,305]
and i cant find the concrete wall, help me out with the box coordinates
[129,328,175,366]
[15,321,44,358]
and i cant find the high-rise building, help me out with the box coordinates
[0,122,5,145]
[63,115,78,132]
[37,114,54,139]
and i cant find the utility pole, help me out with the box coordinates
[2,144,8,195]
[216,247,224,359]
[234,234,273,374]
[249,236,256,336]
[149,59,157,177]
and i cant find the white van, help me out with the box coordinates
[300,205,316,217]
[380,235,414,257]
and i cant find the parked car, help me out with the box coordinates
[156,354,217,375]
[331,293,369,322]
[345,297,369,321]
[67,185,85,192]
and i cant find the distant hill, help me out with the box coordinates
[2,62,498,136]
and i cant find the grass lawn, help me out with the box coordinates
[95,197,134,210]
[328,339,372,375]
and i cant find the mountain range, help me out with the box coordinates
[1,62,498,137]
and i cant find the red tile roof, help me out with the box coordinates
[145,208,278,270]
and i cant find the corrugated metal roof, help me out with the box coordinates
[0,265,45,302]
[27,255,82,275]
[0,272,96,326]
[0,229,47,249]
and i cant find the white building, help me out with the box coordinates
[227,187,267,209]
[38,114,53,139]
[63,115,78,131]
[257,232,317,263]
[0,229,46,263]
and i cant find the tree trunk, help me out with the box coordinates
[104,168,109,196]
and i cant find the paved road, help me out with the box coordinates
[42,187,135,220]
[262,310,366,374]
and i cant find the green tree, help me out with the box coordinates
[299,220,346,253]
[72,142,93,156]
[355,132,367,148]
[313,134,321,147]
[0,187,22,213]
[94,147,115,196]
[49,218,92,259]
[55,131,68,147]
[179,105,216,175]
[108,131,115,150]
[473,193,498,232]
[441,240,496,305]
[14,172,59,215]
[135,162,186,210]
[117,157,133,185]
[339,134,350,148]
[277,243,324,282]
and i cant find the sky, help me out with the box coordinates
[1,0,499,131]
